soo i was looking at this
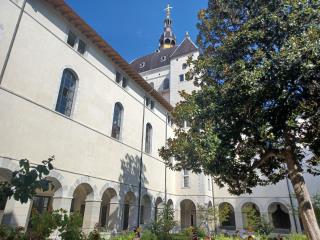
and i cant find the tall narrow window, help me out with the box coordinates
[183,169,190,188]
[145,123,153,153]
[55,69,77,117]
[111,103,123,140]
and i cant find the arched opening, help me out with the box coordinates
[241,202,261,229]
[163,78,170,90]
[165,39,171,45]
[219,202,236,230]
[55,68,78,117]
[167,199,174,209]
[180,199,196,229]
[154,197,164,221]
[111,102,124,140]
[171,40,176,46]
[70,183,94,226]
[140,195,152,225]
[0,168,13,224]
[268,203,291,233]
[123,192,136,230]
[32,176,62,213]
[100,188,118,231]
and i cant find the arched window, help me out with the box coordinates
[163,78,170,90]
[145,123,152,153]
[55,69,77,117]
[111,102,123,140]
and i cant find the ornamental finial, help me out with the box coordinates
[165,4,173,17]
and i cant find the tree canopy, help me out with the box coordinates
[159,1,320,238]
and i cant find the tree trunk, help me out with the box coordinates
[286,152,320,240]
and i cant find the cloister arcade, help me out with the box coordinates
[0,158,302,234]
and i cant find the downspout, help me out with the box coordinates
[211,176,217,234]
[0,0,28,85]
[164,114,168,204]
[286,176,298,232]
[137,90,152,227]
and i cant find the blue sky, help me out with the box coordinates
[65,1,207,62]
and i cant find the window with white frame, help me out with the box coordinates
[145,97,155,110]
[66,30,87,55]
[111,102,124,140]
[55,69,77,117]
[115,71,128,89]
[183,169,190,188]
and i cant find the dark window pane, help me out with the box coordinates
[116,72,121,84]
[55,69,77,117]
[122,77,128,88]
[150,101,155,110]
[111,103,123,139]
[163,78,170,90]
[32,196,51,214]
[77,39,86,54]
[179,74,184,82]
[67,31,77,47]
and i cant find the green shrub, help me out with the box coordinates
[0,225,27,240]
[141,230,158,240]
[111,232,135,240]
[58,211,84,240]
[285,234,307,240]
[27,209,62,239]
[87,229,103,240]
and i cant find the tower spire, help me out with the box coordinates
[159,4,176,49]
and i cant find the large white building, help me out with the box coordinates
[0,0,318,235]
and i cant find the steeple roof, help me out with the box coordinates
[130,36,197,73]
[159,4,176,49]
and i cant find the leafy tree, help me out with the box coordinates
[242,206,273,235]
[0,156,54,204]
[197,203,230,234]
[159,1,320,238]
[150,204,176,240]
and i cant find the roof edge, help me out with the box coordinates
[44,0,173,112]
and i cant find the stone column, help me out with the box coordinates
[235,210,243,230]
[2,198,32,229]
[107,200,119,231]
[82,200,102,234]
[52,197,73,214]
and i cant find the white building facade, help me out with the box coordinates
[0,0,318,235]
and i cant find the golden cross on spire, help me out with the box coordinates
[165,4,173,17]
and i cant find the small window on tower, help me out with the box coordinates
[67,31,77,47]
[160,56,167,62]
[179,74,185,82]
[182,63,187,69]
[139,62,145,68]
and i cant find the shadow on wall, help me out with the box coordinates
[118,153,149,231]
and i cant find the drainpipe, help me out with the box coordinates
[137,96,146,227]
[0,0,27,85]
[286,176,298,232]
[164,114,168,204]
[211,176,218,234]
